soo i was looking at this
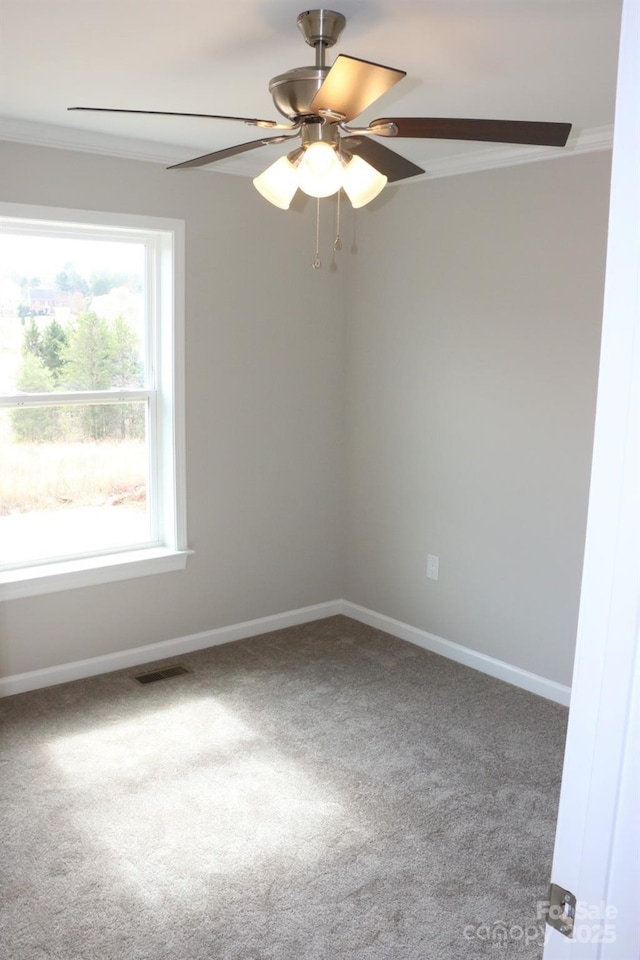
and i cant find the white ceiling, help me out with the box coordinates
[0,1,622,181]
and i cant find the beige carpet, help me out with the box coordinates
[1,615,567,959]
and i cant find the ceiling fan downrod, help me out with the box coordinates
[297,9,347,68]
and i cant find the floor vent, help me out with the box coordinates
[134,665,191,685]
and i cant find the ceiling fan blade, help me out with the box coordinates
[167,135,294,170]
[68,107,286,128]
[370,117,572,147]
[310,55,406,122]
[341,136,424,182]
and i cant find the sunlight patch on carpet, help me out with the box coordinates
[46,697,355,906]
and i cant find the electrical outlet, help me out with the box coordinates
[427,554,439,581]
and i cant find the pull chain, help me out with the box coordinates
[333,189,343,251]
[312,198,322,269]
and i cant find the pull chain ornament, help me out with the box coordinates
[333,189,343,251]
[312,198,322,269]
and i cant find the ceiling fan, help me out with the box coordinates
[69,8,572,210]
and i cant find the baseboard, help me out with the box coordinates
[1,598,571,705]
[0,600,343,697]
[338,601,571,706]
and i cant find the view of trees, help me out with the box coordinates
[54,265,142,298]
[1,241,149,540]
[11,309,144,443]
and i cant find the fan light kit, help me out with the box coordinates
[254,131,388,210]
[68,8,572,264]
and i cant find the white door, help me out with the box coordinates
[543,0,640,957]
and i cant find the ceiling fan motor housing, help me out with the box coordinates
[270,10,347,119]
[269,66,329,119]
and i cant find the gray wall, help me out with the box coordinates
[0,141,348,676]
[0,143,611,687]
[345,152,611,686]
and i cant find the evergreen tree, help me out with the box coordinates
[16,351,55,391]
[10,354,59,442]
[61,310,113,390]
[40,319,68,382]
[22,317,42,357]
[61,310,115,439]
[108,315,145,439]
[109,315,143,388]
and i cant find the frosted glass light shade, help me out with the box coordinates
[253,156,299,209]
[297,142,343,198]
[341,155,387,208]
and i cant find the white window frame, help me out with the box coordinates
[0,203,189,601]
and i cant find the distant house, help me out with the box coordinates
[28,288,71,314]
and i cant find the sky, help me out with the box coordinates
[0,234,145,286]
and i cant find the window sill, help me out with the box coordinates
[0,547,192,601]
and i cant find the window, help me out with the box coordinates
[0,204,188,600]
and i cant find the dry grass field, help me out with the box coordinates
[1,314,147,523]
[0,438,146,514]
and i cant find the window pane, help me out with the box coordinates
[0,234,146,395]
[0,403,150,566]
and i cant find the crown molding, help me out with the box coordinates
[0,116,188,166]
[0,116,614,182]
